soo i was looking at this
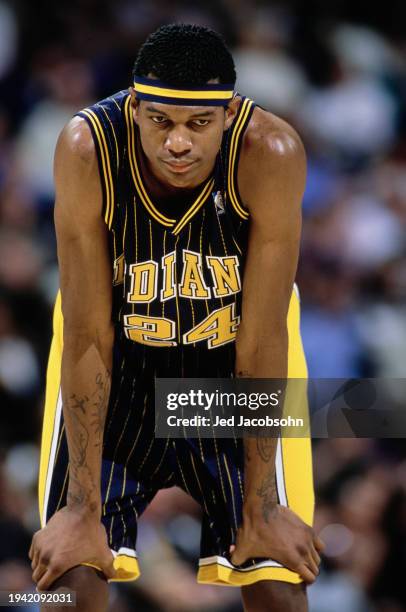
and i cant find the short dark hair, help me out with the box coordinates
[133,23,236,86]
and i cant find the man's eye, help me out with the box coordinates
[151,116,167,123]
[193,119,209,127]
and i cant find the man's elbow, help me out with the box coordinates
[63,321,114,359]
[235,324,288,375]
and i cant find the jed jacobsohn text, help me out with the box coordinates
[167,414,304,427]
[166,389,282,411]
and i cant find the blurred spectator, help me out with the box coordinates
[14,50,94,216]
[234,7,309,115]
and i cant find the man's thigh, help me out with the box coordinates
[40,566,109,612]
[241,580,308,612]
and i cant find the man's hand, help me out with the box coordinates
[230,505,324,584]
[29,506,116,590]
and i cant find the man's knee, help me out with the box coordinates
[241,580,308,612]
[40,565,109,612]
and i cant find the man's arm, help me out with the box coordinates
[56,117,114,516]
[231,111,323,582]
[29,117,115,589]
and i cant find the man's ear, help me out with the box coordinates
[224,96,240,131]
[129,86,140,123]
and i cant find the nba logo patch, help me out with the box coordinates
[213,191,225,215]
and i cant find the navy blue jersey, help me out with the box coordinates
[77,90,255,378]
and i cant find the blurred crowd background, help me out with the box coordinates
[0,0,405,610]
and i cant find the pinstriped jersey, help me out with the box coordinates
[76,90,255,375]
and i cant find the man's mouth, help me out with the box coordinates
[162,160,196,174]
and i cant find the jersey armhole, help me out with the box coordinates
[75,109,115,229]
[226,97,255,221]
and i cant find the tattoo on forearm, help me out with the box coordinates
[90,371,111,448]
[70,394,89,414]
[256,472,277,523]
[256,437,273,462]
[65,370,111,512]
[66,407,96,509]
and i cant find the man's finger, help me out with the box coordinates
[37,568,61,593]
[32,563,48,584]
[310,543,321,567]
[28,536,36,561]
[298,563,317,584]
[230,546,250,566]
[305,554,319,578]
[31,549,39,571]
[102,555,116,581]
[230,553,244,566]
[314,535,325,553]
[37,559,70,592]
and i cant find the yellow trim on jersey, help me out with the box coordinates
[172,178,214,235]
[81,109,114,229]
[124,96,175,227]
[100,104,119,176]
[125,95,216,233]
[133,81,234,101]
[227,99,252,220]
[228,98,251,214]
[227,99,251,219]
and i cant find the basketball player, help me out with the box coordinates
[29,24,323,611]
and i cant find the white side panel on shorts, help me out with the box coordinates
[199,555,283,569]
[275,435,288,507]
[41,387,63,528]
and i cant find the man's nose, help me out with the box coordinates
[164,126,192,157]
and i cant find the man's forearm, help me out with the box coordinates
[236,330,287,521]
[61,332,113,518]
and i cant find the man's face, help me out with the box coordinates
[131,91,238,188]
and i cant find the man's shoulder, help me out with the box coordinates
[237,103,307,214]
[241,104,305,167]
[58,89,129,163]
[57,116,96,165]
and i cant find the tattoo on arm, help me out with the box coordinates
[256,437,273,462]
[90,371,111,448]
[66,370,111,512]
[70,394,89,414]
[244,436,277,522]
[256,472,277,523]
[66,407,96,509]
